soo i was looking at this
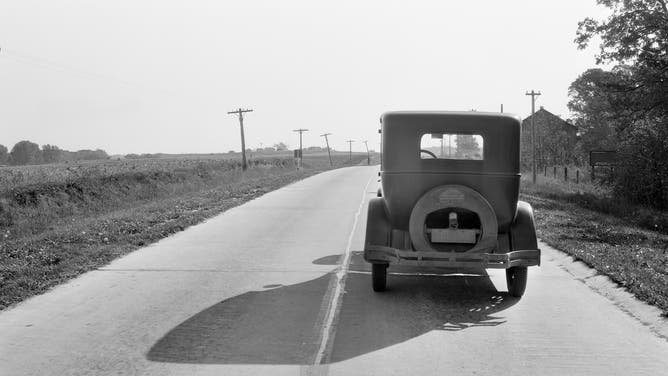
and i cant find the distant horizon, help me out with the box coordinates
[0,139,370,157]
[1,107,560,156]
[0,104,578,155]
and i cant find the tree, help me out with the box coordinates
[573,0,668,209]
[72,149,109,161]
[0,145,8,165]
[42,144,62,163]
[455,135,481,159]
[10,140,42,165]
[576,0,668,120]
[273,142,289,151]
[576,1,668,64]
[614,118,668,208]
[567,68,629,155]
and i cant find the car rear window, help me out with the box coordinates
[419,133,484,160]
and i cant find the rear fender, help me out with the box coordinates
[509,200,538,251]
[364,198,391,254]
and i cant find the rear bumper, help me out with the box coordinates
[364,245,540,269]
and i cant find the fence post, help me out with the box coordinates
[576,169,580,184]
[564,166,568,182]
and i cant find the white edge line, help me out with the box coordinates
[313,175,374,364]
[347,270,488,277]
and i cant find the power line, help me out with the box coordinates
[0,48,137,87]
[228,108,253,171]
[320,133,333,167]
[293,128,308,170]
[525,90,541,184]
[0,46,181,97]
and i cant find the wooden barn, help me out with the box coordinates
[521,107,578,170]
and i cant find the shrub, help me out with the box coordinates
[614,118,668,210]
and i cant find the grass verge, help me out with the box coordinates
[520,174,668,316]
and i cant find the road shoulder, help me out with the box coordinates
[540,240,668,340]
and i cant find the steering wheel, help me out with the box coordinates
[420,149,438,159]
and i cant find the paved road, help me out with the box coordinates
[1,166,667,375]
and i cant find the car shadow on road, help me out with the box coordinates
[147,252,518,365]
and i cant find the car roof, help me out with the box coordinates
[380,111,521,174]
[381,110,521,125]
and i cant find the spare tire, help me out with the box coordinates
[408,185,498,253]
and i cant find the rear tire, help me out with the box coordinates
[506,266,528,297]
[372,263,388,292]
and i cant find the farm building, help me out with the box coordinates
[521,107,578,170]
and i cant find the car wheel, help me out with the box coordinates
[506,266,528,297]
[372,263,388,292]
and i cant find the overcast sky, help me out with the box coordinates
[0,0,609,155]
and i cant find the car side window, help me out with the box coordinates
[419,133,484,160]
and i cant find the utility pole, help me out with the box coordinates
[293,128,309,170]
[227,108,253,171]
[525,90,541,184]
[346,140,354,164]
[320,133,333,166]
[448,134,452,157]
[363,140,370,165]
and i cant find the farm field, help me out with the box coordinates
[0,152,373,310]
[0,150,367,192]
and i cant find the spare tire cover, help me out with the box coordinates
[409,185,498,253]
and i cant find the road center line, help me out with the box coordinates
[313,174,373,365]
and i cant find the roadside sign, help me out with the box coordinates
[589,150,617,181]
[590,150,617,166]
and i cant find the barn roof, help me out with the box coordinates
[522,107,577,131]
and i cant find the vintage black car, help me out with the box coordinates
[364,111,541,297]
